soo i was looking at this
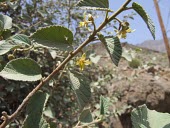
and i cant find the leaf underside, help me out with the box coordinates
[0,40,18,55]
[100,96,109,115]
[76,0,111,11]
[97,33,122,66]
[68,71,91,110]
[132,2,155,39]
[0,14,12,29]
[10,34,31,46]
[23,91,50,128]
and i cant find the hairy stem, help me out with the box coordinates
[0,0,131,127]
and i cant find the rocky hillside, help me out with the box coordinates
[88,42,170,128]
[137,38,170,53]
[89,42,169,68]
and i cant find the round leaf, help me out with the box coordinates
[0,14,12,29]
[131,104,170,128]
[0,58,42,81]
[31,25,73,51]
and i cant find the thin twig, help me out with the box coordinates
[18,20,42,34]
[74,119,102,128]
[123,7,133,10]
[114,17,122,24]
[75,121,80,127]
[0,0,132,127]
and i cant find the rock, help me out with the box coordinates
[107,68,170,128]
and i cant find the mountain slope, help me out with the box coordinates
[137,38,170,53]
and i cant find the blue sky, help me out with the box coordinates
[107,0,170,44]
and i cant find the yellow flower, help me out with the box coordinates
[76,53,91,70]
[115,22,135,39]
[116,27,134,39]
[79,21,88,27]
[79,13,93,27]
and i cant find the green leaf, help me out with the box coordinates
[0,34,31,55]
[0,20,3,31]
[132,2,155,39]
[68,71,91,109]
[131,104,170,128]
[49,122,57,128]
[23,91,50,128]
[76,0,112,11]
[122,48,136,62]
[31,25,73,50]
[0,40,18,55]
[10,34,31,46]
[7,0,20,10]
[79,108,93,123]
[0,0,7,2]
[0,58,42,81]
[97,33,122,66]
[1,29,11,39]
[100,96,109,115]
[89,54,101,64]
[77,0,109,8]
[0,14,12,30]
[44,106,55,118]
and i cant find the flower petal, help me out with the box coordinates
[84,60,91,65]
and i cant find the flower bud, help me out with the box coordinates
[8,54,15,60]
[88,14,94,22]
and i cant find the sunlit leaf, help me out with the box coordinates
[0,14,12,29]
[31,25,73,51]
[44,106,55,119]
[0,58,42,81]
[122,48,136,62]
[10,34,31,46]
[132,2,155,39]
[7,0,20,10]
[131,104,170,128]
[0,40,18,55]
[89,54,101,64]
